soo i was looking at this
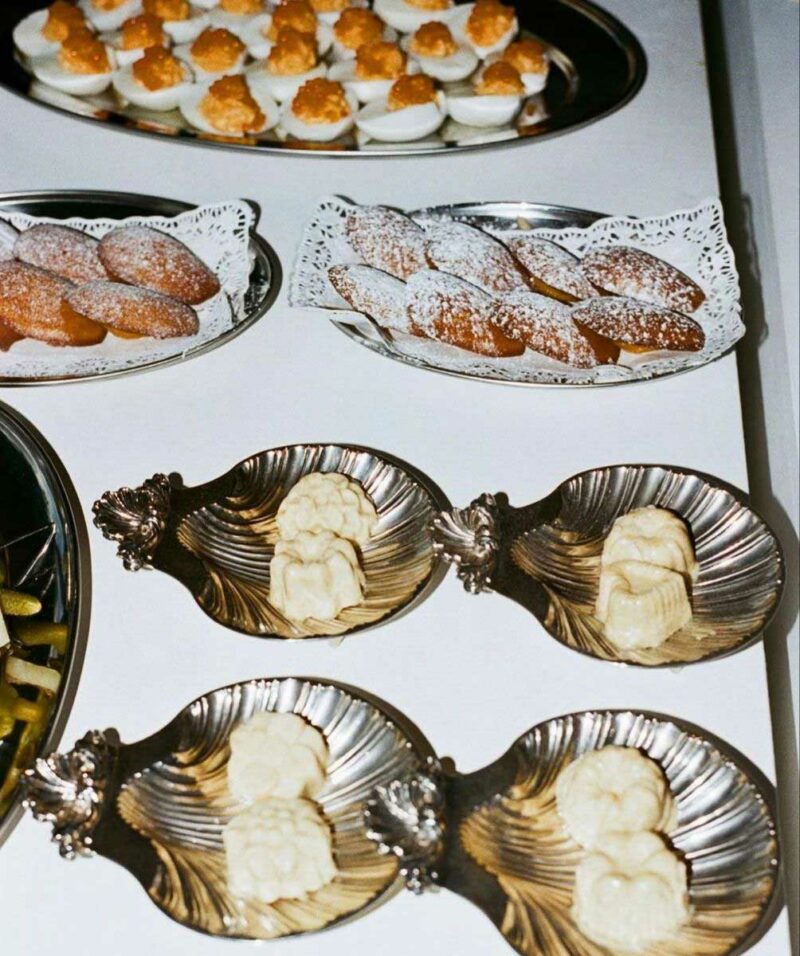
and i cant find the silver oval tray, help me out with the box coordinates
[92,443,451,641]
[0,400,91,849]
[24,684,782,954]
[0,190,281,386]
[0,0,645,158]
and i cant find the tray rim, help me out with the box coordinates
[0,188,282,387]
[0,0,647,159]
[0,399,92,849]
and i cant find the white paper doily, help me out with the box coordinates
[0,200,255,380]
[289,196,744,386]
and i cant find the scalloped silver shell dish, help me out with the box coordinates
[24,687,781,954]
[433,464,784,667]
[93,444,451,640]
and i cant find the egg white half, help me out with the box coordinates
[355,91,445,142]
[327,56,419,103]
[80,0,142,32]
[280,85,358,141]
[179,73,280,133]
[191,0,218,7]
[113,59,193,108]
[173,39,246,79]
[311,0,369,26]
[331,23,397,61]
[245,61,327,102]
[239,14,333,60]
[449,3,518,58]
[403,38,478,82]
[162,10,210,43]
[485,50,549,94]
[446,87,521,127]
[208,5,266,38]
[104,30,170,66]
[13,10,61,60]
[373,0,456,34]
[32,46,117,95]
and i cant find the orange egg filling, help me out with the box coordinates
[333,8,383,50]
[292,77,351,123]
[199,75,266,133]
[406,0,451,10]
[219,0,262,12]
[387,73,436,111]
[475,60,524,95]
[58,28,111,74]
[310,0,349,10]
[466,1,515,47]
[267,28,317,75]
[502,38,548,74]
[42,2,85,42]
[142,0,189,22]
[120,14,166,50]
[91,0,127,10]
[409,21,457,58]
[132,46,185,89]
[355,40,406,80]
[267,1,317,39]
[190,27,245,72]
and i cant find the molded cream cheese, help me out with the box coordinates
[276,471,379,545]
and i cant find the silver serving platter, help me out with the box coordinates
[0,400,91,849]
[0,190,281,386]
[366,708,782,956]
[433,463,785,667]
[92,443,451,640]
[0,1,645,158]
[23,677,436,940]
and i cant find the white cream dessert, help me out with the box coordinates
[601,506,698,581]
[223,797,337,904]
[269,530,365,622]
[556,746,677,849]
[573,831,690,952]
[276,471,379,544]
[227,711,329,802]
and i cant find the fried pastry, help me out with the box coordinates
[328,263,409,333]
[98,225,221,304]
[506,236,596,303]
[491,290,602,368]
[0,261,105,346]
[424,220,529,295]
[0,322,23,351]
[14,223,107,283]
[406,270,524,357]
[64,281,199,338]
[580,245,706,314]
[571,296,705,353]
[345,205,428,280]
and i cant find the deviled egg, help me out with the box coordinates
[174,26,247,80]
[32,27,116,95]
[106,12,168,65]
[374,0,455,35]
[180,72,280,135]
[328,39,415,103]
[240,2,333,60]
[208,0,268,37]
[355,72,445,142]
[281,76,358,141]
[450,0,518,58]
[446,60,524,126]
[247,28,326,102]
[331,7,395,60]
[113,45,192,108]
[495,37,549,94]
[141,0,209,43]
[404,20,477,82]
[309,0,369,26]
[80,0,142,33]
[14,2,88,60]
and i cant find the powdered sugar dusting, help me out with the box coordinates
[0,260,74,345]
[14,224,107,283]
[345,205,428,280]
[328,264,409,333]
[66,281,199,338]
[423,220,529,294]
[507,235,595,300]
[571,296,705,352]
[493,288,598,368]
[0,221,20,261]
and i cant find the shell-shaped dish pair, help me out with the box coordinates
[24,680,781,954]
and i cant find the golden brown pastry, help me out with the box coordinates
[571,297,705,353]
[328,263,409,332]
[424,221,530,295]
[491,290,603,368]
[406,270,524,357]
[14,224,108,283]
[345,205,428,281]
[506,236,596,303]
[98,226,221,304]
[0,322,23,352]
[580,245,706,314]
[0,261,105,346]
[64,281,199,338]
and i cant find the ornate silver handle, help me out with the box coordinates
[364,758,447,895]
[23,729,118,860]
[92,473,172,571]
[432,494,500,594]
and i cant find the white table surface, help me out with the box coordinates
[0,1,790,953]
